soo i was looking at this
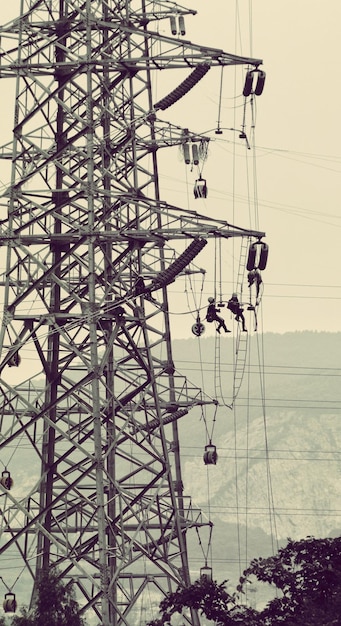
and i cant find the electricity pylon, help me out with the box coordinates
[0,2,264,624]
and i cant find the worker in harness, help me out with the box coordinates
[206,297,230,334]
[247,269,263,305]
[227,293,247,332]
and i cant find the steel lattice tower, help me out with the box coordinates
[0,2,264,624]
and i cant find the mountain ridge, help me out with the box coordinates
[170,331,341,585]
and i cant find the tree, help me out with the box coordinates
[239,536,341,625]
[10,570,86,626]
[146,576,258,626]
[147,537,341,626]
[10,607,33,626]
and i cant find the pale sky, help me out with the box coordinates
[0,1,340,338]
[162,0,341,337]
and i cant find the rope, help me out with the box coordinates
[195,520,213,566]
[208,403,218,443]
[244,331,252,571]
[218,238,223,304]
[233,401,242,575]
[185,271,205,322]
[216,67,224,133]
[255,327,279,554]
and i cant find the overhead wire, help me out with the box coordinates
[180,152,221,571]
[256,305,279,553]
[229,0,279,579]
[231,0,243,575]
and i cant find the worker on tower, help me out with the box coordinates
[112,297,126,323]
[227,293,247,332]
[206,297,230,334]
[247,268,263,305]
[133,274,159,305]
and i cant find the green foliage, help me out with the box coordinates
[148,537,341,626]
[146,577,258,626]
[239,536,341,625]
[11,607,34,626]
[10,570,86,626]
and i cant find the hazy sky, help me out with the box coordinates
[0,1,340,339]
[162,0,341,337]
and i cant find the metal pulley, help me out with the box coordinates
[192,315,205,337]
[203,443,218,465]
[193,177,207,199]
[200,565,213,581]
[3,593,17,613]
[0,470,13,490]
[8,351,21,367]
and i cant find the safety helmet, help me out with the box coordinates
[232,293,238,298]
[208,297,215,303]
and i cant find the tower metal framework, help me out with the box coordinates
[0,2,264,624]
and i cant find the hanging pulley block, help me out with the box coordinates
[3,593,17,613]
[200,565,213,581]
[0,470,13,490]
[203,444,218,465]
[7,351,21,367]
[193,178,207,199]
[192,317,205,336]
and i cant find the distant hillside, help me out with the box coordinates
[170,332,341,586]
